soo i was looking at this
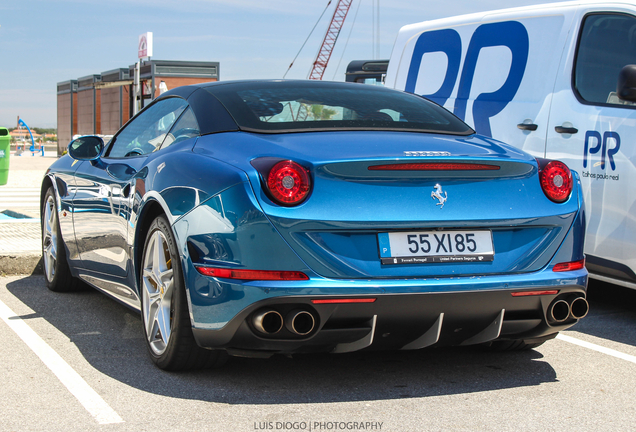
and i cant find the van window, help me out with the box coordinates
[574,13,636,106]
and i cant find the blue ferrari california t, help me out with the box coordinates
[41,80,588,370]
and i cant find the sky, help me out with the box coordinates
[0,0,563,129]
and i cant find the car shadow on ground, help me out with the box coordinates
[571,278,636,348]
[6,276,557,405]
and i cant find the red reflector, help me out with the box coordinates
[311,298,377,304]
[195,266,309,281]
[368,163,500,171]
[511,290,559,297]
[552,259,586,272]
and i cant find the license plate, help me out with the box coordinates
[378,230,494,265]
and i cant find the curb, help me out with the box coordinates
[0,254,43,276]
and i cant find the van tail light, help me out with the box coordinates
[537,158,573,203]
[266,160,311,206]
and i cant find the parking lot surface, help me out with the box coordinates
[0,276,635,431]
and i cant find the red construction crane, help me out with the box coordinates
[308,0,353,80]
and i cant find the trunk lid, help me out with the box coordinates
[195,131,579,279]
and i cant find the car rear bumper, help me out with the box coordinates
[189,270,587,356]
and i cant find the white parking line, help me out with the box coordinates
[0,299,124,424]
[557,333,636,364]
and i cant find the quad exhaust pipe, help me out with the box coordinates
[252,309,316,336]
[570,296,589,319]
[252,310,284,334]
[549,299,571,323]
[548,296,589,323]
[285,310,316,336]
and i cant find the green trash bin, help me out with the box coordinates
[0,128,10,186]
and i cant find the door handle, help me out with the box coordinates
[555,125,578,134]
[517,122,538,131]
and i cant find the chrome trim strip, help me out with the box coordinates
[78,273,141,310]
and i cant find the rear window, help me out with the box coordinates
[207,82,473,135]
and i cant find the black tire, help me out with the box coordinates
[140,215,227,371]
[41,187,82,292]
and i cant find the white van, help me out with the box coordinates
[386,0,636,289]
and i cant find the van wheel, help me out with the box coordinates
[140,215,227,370]
[42,187,82,292]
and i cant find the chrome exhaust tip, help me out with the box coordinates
[570,297,589,319]
[549,299,570,323]
[252,310,284,334]
[285,310,315,336]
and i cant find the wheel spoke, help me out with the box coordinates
[145,292,162,341]
[156,301,171,345]
[44,210,52,236]
[43,242,55,280]
[153,232,164,271]
[159,268,174,289]
[49,238,57,259]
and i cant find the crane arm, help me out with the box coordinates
[308,0,353,80]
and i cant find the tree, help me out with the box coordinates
[310,105,337,120]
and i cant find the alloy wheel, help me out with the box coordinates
[42,195,58,282]
[142,230,175,356]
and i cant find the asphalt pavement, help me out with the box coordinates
[0,275,635,431]
[0,151,58,275]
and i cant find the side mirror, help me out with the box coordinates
[68,136,104,161]
[617,65,636,102]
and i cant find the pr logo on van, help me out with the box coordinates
[405,21,529,138]
[584,130,620,170]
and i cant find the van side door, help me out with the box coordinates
[545,10,636,283]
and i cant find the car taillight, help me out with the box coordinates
[266,160,311,206]
[552,258,585,272]
[537,158,573,203]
